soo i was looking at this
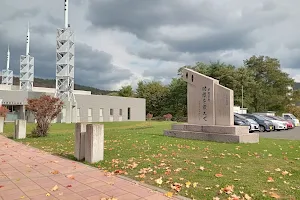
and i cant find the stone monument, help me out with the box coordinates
[0,117,4,134]
[164,68,259,143]
[14,120,27,139]
[85,124,104,163]
[74,123,87,160]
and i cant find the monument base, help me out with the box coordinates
[164,124,259,143]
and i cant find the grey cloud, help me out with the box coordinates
[86,0,289,56]
[6,8,40,21]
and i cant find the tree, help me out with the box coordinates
[136,81,169,117]
[164,78,187,118]
[244,55,294,112]
[27,95,64,137]
[118,85,134,97]
[0,106,9,118]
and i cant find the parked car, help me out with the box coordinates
[240,114,274,132]
[282,113,299,127]
[260,115,286,131]
[268,116,294,129]
[234,115,250,127]
[234,113,259,132]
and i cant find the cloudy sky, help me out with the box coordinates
[1,0,300,90]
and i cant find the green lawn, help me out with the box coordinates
[3,121,300,200]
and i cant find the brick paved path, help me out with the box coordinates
[0,136,184,200]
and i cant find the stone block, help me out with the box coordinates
[164,130,259,144]
[214,84,234,126]
[74,123,88,160]
[14,120,26,139]
[172,124,249,135]
[0,117,4,133]
[85,124,104,163]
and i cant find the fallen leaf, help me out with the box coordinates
[245,194,252,200]
[185,181,191,188]
[66,174,75,179]
[234,179,240,181]
[192,182,198,188]
[269,192,280,199]
[66,185,72,188]
[275,168,281,172]
[213,197,220,200]
[59,192,63,196]
[267,177,274,182]
[281,170,289,176]
[164,192,173,198]
[51,185,59,191]
[215,173,223,178]
[199,166,205,171]
[0,186,4,188]
[155,177,163,185]
[46,193,50,196]
[20,196,25,199]
[50,170,59,174]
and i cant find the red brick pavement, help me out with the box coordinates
[0,135,187,200]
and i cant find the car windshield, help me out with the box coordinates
[289,114,297,119]
[234,113,247,119]
[253,115,266,120]
[246,118,257,124]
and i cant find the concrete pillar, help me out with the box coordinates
[0,117,4,133]
[74,123,88,160]
[14,120,26,139]
[85,124,104,163]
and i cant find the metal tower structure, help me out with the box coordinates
[55,0,76,123]
[1,45,13,85]
[20,22,34,90]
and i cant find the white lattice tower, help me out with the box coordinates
[20,55,34,90]
[55,27,75,103]
[2,45,13,85]
[20,22,34,91]
[55,0,76,105]
[1,70,13,85]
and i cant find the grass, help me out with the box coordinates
[3,121,300,200]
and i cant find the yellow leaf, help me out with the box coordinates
[46,193,50,196]
[165,192,173,198]
[51,185,59,191]
[275,168,281,172]
[245,194,252,200]
[155,177,163,185]
[192,182,198,188]
[20,196,25,199]
[199,166,205,171]
[185,181,191,188]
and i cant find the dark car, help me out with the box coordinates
[240,114,274,132]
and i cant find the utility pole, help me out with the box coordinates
[242,85,244,109]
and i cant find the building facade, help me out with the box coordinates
[0,85,146,123]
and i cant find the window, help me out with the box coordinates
[119,109,122,116]
[88,108,92,117]
[127,107,131,120]
[77,108,80,117]
[99,108,103,117]
[110,109,113,116]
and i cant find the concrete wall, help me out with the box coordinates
[0,89,146,123]
[75,94,146,122]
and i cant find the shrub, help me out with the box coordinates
[26,95,64,137]
[146,113,153,120]
[285,105,300,118]
[163,113,173,121]
[0,106,9,118]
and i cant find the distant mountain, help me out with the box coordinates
[294,82,300,90]
[0,76,115,95]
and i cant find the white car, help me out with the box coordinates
[246,118,259,132]
[262,116,286,131]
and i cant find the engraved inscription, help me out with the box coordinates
[202,86,207,121]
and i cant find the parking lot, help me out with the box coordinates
[259,127,300,140]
